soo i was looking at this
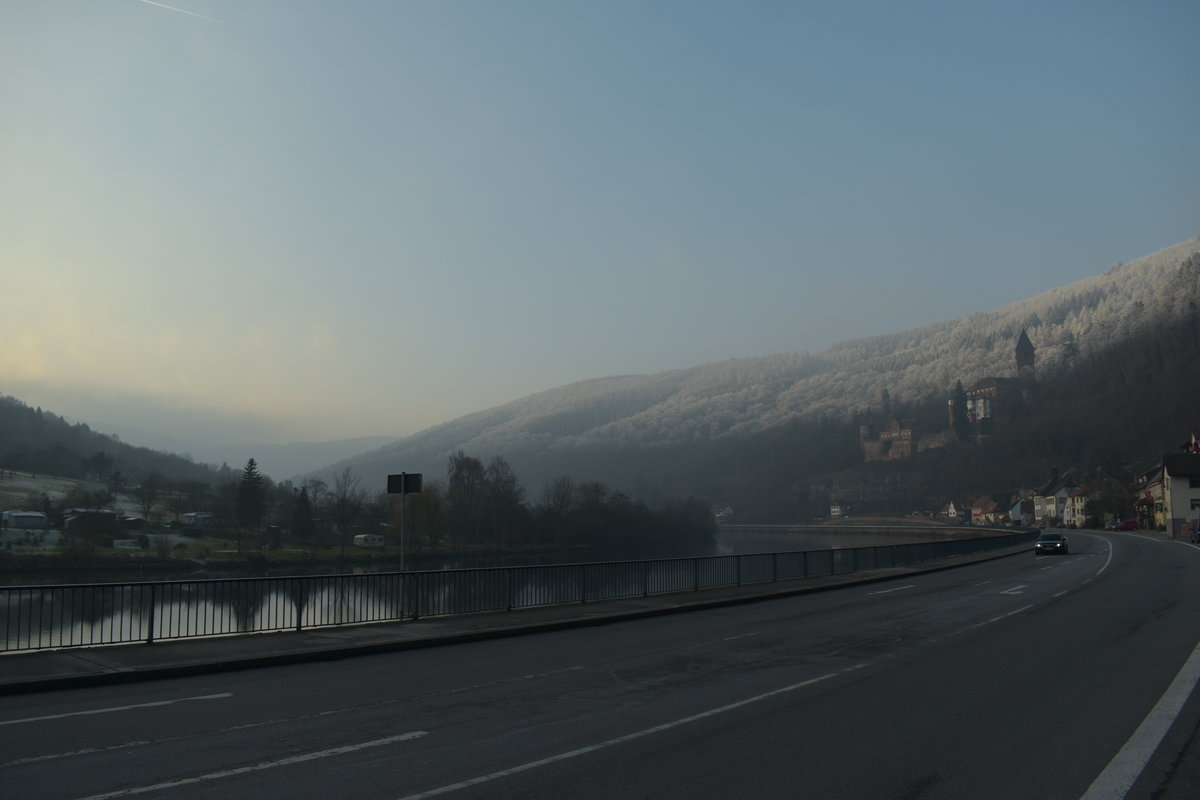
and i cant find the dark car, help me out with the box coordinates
[1035,531,1069,555]
[1112,520,1139,531]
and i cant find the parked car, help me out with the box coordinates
[1035,531,1069,555]
[1112,520,1139,531]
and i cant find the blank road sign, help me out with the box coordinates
[387,473,423,494]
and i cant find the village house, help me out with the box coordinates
[1009,497,1034,527]
[1162,449,1200,539]
[1063,488,1090,529]
[1029,470,1077,526]
[971,496,1001,525]
[1135,464,1165,530]
[942,499,971,524]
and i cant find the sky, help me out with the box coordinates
[2,0,1198,448]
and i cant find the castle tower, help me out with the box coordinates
[1015,329,1035,380]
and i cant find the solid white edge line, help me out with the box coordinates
[1079,639,1200,799]
[394,666,864,800]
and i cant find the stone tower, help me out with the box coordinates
[1015,328,1035,380]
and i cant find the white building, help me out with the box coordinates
[1162,453,1200,539]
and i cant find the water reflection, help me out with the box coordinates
[2,528,1009,652]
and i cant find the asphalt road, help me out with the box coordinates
[3,531,1199,800]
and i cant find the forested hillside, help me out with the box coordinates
[324,237,1200,501]
[0,395,234,489]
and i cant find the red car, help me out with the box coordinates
[1112,520,1139,531]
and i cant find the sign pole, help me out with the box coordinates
[387,473,422,573]
[400,473,406,572]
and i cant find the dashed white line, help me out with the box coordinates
[966,604,1034,631]
[0,693,233,727]
[868,585,916,595]
[74,730,429,799]
[393,666,865,799]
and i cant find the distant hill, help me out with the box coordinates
[313,237,1200,501]
[85,422,397,483]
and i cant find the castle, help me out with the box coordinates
[860,330,1036,461]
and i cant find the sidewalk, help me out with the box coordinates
[0,546,1033,695]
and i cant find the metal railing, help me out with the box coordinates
[0,529,1037,652]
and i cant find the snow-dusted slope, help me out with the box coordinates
[317,237,1200,490]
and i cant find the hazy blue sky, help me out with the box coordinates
[3,0,1197,446]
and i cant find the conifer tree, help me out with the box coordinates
[235,458,265,551]
[291,485,315,545]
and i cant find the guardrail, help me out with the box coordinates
[0,529,1037,652]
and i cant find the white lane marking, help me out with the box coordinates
[966,605,1034,631]
[520,666,584,680]
[74,730,429,800]
[1080,639,1200,799]
[0,693,233,727]
[1096,537,1114,576]
[1000,585,1027,595]
[868,585,916,595]
[394,666,864,800]
[5,740,153,768]
[1054,590,1069,598]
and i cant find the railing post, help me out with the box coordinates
[693,558,699,591]
[412,572,422,621]
[146,584,156,645]
[737,555,742,586]
[507,568,515,611]
[772,552,778,583]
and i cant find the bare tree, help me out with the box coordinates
[132,472,163,527]
[447,451,486,546]
[332,468,366,557]
[484,456,526,548]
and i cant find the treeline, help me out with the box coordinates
[397,451,717,561]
